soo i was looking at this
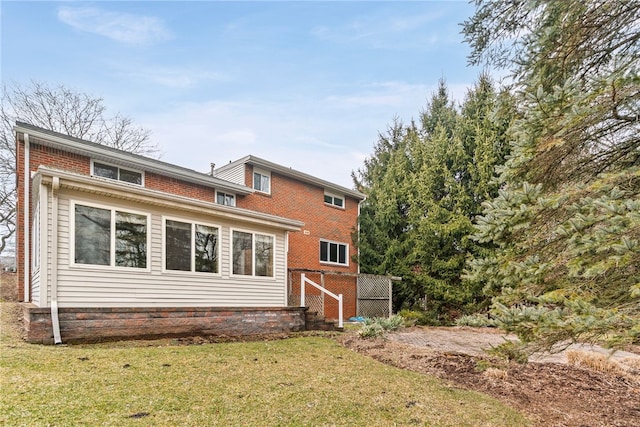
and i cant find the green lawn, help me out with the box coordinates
[0,303,528,426]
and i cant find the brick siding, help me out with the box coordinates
[22,304,307,344]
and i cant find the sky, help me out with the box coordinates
[1,0,485,189]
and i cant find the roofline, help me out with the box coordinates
[215,155,365,200]
[34,166,304,231]
[14,122,253,196]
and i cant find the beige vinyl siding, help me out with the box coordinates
[31,269,41,305]
[52,190,287,308]
[214,164,245,186]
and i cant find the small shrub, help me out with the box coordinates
[486,341,529,364]
[357,315,405,339]
[566,350,626,377]
[358,322,385,339]
[397,309,434,326]
[455,314,495,328]
[483,367,508,381]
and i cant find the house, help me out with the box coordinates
[14,122,366,344]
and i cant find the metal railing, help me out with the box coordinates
[300,273,343,328]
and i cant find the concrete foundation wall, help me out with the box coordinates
[23,304,306,344]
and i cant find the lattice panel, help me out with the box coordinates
[357,275,390,298]
[357,299,390,318]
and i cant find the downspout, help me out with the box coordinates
[50,177,62,344]
[23,133,30,302]
[284,231,289,307]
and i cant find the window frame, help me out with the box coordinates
[252,168,271,194]
[319,239,349,266]
[91,160,144,186]
[162,216,222,275]
[70,200,150,271]
[230,228,276,279]
[323,191,345,209]
[215,190,236,207]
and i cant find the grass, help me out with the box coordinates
[0,303,528,426]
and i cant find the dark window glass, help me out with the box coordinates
[119,169,142,185]
[334,197,344,207]
[93,162,118,180]
[75,205,111,265]
[320,241,328,262]
[233,231,253,275]
[339,244,347,265]
[115,212,147,268]
[195,224,218,273]
[324,194,333,204]
[255,234,273,277]
[166,220,191,271]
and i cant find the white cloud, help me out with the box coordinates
[57,6,171,45]
[108,63,231,88]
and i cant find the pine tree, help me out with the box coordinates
[463,0,640,349]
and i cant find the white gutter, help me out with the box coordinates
[50,177,62,344]
[23,133,30,302]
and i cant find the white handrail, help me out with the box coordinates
[300,273,343,328]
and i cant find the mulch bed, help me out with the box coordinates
[338,333,640,427]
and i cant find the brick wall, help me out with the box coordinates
[22,304,307,344]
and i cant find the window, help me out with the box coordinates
[73,203,148,268]
[165,219,220,273]
[324,192,344,208]
[253,170,270,194]
[92,161,143,185]
[232,230,274,277]
[216,191,236,206]
[320,240,348,266]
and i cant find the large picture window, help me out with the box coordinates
[232,230,274,277]
[74,203,148,268]
[165,219,220,273]
[320,240,348,266]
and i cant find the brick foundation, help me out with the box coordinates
[22,305,307,344]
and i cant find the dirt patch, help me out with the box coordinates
[338,327,640,427]
[0,272,18,302]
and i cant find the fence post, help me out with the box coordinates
[300,273,306,307]
[338,294,343,328]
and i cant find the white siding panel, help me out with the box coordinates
[214,164,245,186]
[55,190,288,308]
[31,269,40,306]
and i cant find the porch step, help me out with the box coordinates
[305,311,343,332]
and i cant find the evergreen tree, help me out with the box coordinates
[355,77,514,321]
[463,1,640,349]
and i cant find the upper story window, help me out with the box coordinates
[73,202,148,269]
[320,239,348,266]
[253,169,271,194]
[92,161,143,185]
[324,192,345,208]
[216,191,236,207]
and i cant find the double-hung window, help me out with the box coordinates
[73,203,148,269]
[92,161,143,185]
[320,239,348,266]
[232,230,274,277]
[253,169,271,194]
[164,219,220,273]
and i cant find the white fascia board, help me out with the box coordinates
[14,123,253,196]
[216,155,366,200]
[35,166,304,231]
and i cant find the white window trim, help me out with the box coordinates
[91,159,145,186]
[324,191,345,209]
[230,227,276,279]
[161,216,222,276]
[69,200,151,271]
[252,168,271,195]
[319,239,349,267]
[215,190,236,207]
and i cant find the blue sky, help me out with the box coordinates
[2,1,484,188]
